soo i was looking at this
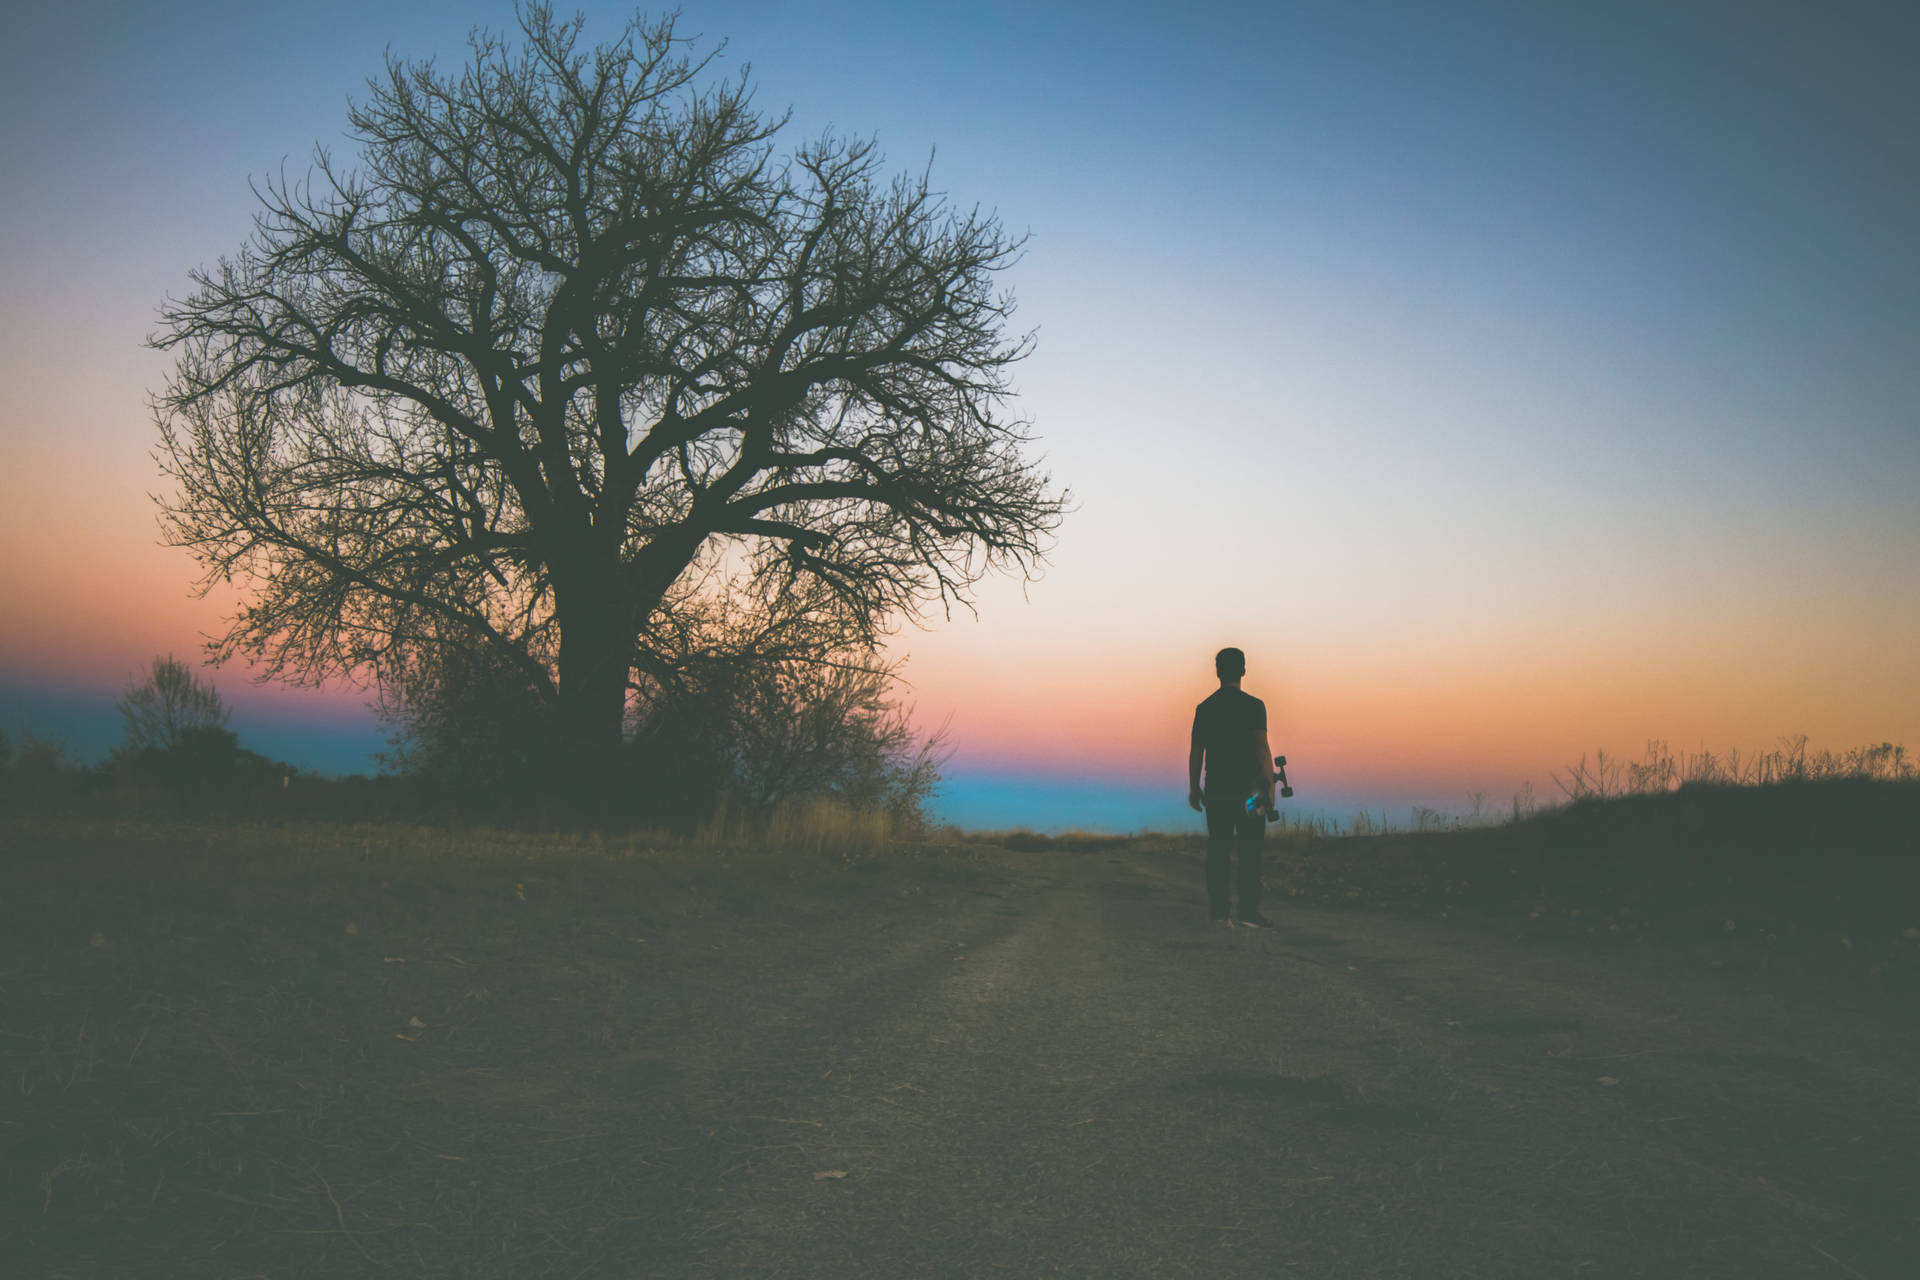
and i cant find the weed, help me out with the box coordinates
[1556,736,1913,802]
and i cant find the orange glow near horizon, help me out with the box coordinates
[4,470,1916,802]
[887,600,1920,803]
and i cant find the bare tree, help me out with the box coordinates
[116,654,230,752]
[153,3,1065,791]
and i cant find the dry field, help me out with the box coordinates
[3,799,1917,1277]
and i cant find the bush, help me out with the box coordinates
[106,725,297,814]
[375,638,948,834]
[626,656,948,836]
[376,640,557,818]
[5,733,82,810]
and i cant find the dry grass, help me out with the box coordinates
[956,827,1137,854]
[1552,735,1914,801]
[1245,778,1920,984]
[1237,737,1914,838]
[695,792,900,857]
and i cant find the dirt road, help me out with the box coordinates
[596,846,1919,1277]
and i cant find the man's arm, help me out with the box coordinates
[1254,727,1275,810]
[1188,726,1205,812]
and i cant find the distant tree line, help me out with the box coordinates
[2,649,947,835]
[0,657,299,818]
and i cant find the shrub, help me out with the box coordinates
[627,656,949,837]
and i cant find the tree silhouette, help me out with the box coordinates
[115,654,230,753]
[153,3,1065,794]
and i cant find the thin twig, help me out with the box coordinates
[306,1161,380,1267]
[125,1018,155,1069]
[202,1024,241,1076]
[743,1115,824,1126]
[1811,1244,1869,1280]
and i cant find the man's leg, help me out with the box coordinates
[1203,799,1235,919]
[1235,808,1265,918]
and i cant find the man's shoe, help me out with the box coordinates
[1236,912,1275,930]
[1210,912,1230,925]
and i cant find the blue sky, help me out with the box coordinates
[4,1,1917,831]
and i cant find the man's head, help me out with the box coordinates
[1214,647,1246,681]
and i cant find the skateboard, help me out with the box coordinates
[1244,755,1294,822]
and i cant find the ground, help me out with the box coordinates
[3,820,1916,1277]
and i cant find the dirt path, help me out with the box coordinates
[609,846,1919,1278]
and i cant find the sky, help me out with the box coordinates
[3,0,1917,832]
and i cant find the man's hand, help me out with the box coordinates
[1188,784,1205,812]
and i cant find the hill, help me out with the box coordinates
[1262,779,1920,979]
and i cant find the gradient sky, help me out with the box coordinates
[4,0,1917,831]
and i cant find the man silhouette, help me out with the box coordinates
[1188,647,1276,928]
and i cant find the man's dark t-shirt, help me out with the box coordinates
[1193,689,1267,799]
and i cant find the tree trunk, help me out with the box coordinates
[552,573,631,820]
